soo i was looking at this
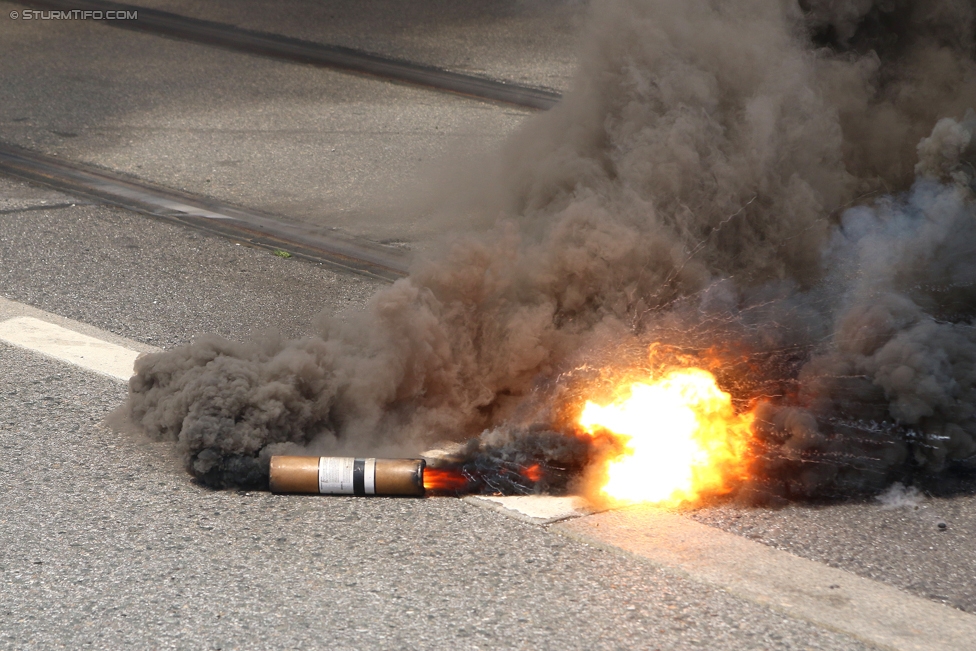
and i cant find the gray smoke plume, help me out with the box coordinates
[126,0,976,498]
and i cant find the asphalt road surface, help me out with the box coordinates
[0,178,876,650]
[2,2,976,649]
[0,0,537,246]
[119,0,584,90]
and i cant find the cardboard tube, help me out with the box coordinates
[269,455,319,493]
[269,456,426,496]
[375,458,426,495]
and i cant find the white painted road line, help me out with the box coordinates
[464,495,593,524]
[557,506,976,651]
[0,296,159,384]
[0,316,144,381]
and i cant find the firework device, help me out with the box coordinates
[269,456,426,496]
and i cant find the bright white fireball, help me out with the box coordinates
[579,367,753,506]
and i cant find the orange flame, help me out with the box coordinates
[423,467,468,492]
[579,367,754,507]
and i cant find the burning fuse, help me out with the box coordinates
[269,456,426,496]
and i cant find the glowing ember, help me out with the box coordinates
[579,368,754,506]
[523,464,542,482]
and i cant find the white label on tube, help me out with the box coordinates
[318,457,355,494]
[364,458,376,495]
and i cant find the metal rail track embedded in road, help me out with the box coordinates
[15,0,562,110]
[0,143,409,282]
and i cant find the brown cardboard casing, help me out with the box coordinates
[269,455,319,493]
[375,458,426,496]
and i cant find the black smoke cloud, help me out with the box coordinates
[126,0,976,498]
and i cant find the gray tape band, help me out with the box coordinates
[364,458,376,495]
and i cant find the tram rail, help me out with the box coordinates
[15,0,562,110]
[0,143,410,282]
